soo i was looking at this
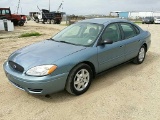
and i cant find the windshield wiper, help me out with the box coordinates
[59,41,76,45]
[47,38,55,41]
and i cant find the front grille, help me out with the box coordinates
[9,61,24,73]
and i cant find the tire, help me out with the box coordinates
[47,19,51,24]
[57,20,61,24]
[66,63,93,95]
[132,45,146,64]
[51,20,54,24]
[35,19,39,23]
[54,20,61,24]
[18,21,24,26]
[53,20,56,24]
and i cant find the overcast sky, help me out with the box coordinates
[1,0,160,15]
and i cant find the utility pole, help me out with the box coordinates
[49,0,50,12]
[17,0,20,14]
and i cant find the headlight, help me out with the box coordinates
[26,65,57,76]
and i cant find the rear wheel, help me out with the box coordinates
[47,19,51,24]
[53,20,57,24]
[133,45,146,64]
[66,64,93,95]
[54,20,61,24]
[56,20,61,24]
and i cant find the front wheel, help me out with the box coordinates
[66,64,93,95]
[35,19,39,23]
[132,45,146,64]
[18,21,24,26]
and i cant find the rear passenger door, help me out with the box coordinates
[119,23,141,61]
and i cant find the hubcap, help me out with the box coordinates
[139,47,145,62]
[74,69,90,91]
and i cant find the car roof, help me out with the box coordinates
[78,18,129,24]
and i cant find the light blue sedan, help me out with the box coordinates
[3,18,151,95]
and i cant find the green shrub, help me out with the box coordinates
[19,32,42,37]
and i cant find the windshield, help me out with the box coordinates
[52,22,103,46]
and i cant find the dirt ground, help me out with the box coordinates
[0,21,160,120]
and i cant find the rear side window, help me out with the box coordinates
[120,23,137,39]
[133,25,140,34]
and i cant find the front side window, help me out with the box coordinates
[52,23,103,46]
[120,23,137,39]
[102,23,121,42]
[5,10,10,14]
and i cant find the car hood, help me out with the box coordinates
[9,40,86,70]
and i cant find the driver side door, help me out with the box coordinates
[97,23,126,72]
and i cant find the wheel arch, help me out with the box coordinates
[67,61,96,80]
[143,43,148,52]
[81,61,96,78]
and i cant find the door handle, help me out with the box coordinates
[120,45,124,48]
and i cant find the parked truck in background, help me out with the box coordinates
[0,8,26,26]
[33,9,62,24]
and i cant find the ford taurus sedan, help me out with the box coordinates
[3,18,151,95]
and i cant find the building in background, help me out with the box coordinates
[110,11,160,19]
[130,11,160,19]
[119,12,129,19]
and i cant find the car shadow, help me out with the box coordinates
[33,51,159,102]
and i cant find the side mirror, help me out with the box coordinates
[100,39,113,45]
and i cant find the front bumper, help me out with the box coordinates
[3,61,69,95]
